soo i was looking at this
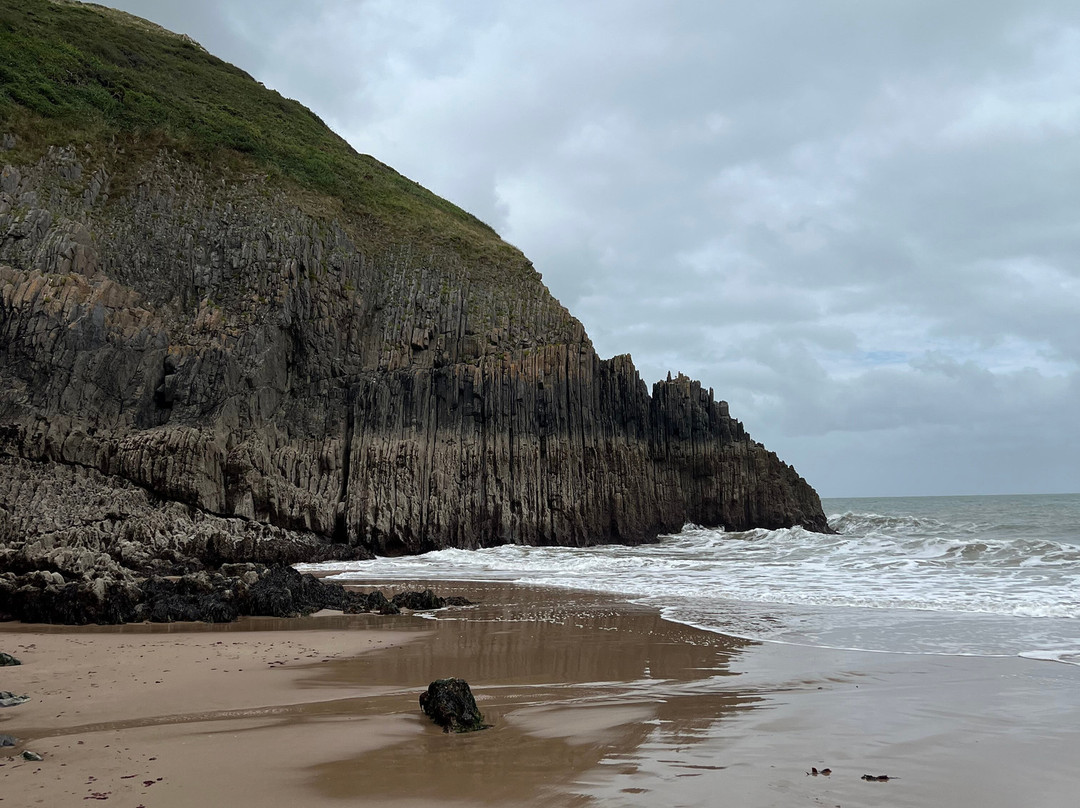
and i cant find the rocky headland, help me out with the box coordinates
[0,0,829,623]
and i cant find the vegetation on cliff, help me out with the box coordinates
[0,0,512,266]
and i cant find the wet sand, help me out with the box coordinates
[2,581,1079,807]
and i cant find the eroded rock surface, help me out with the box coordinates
[1,144,828,575]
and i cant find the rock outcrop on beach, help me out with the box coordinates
[420,678,489,733]
[0,0,830,621]
[0,558,469,626]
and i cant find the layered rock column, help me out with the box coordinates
[1,142,829,561]
[338,354,827,555]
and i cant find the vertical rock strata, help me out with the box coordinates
[0,142,828,561]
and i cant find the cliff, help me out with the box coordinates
[0,1,829,590]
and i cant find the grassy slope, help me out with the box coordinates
[0,0,519,267]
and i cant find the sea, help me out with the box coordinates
[299,493,1080,667]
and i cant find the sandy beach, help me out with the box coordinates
[3,581,1079,807]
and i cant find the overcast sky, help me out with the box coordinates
[101,0,1080,498]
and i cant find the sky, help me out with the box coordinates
[99,1,1080,498]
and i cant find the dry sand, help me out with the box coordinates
[3,581,1079,807]
[0,616,423,806]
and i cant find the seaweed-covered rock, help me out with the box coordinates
[419,678,488,733]
[1,575,141,626]
[369,590,402,615]
[0,557,476,625]
[136,565,346,622]
[136,573,240,623]
[242,565,347,616]
[340,589,399,615]
[391,589,446,611]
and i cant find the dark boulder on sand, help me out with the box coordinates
[136,573,243,623]
[0,652,20,666]
[343,589,400,615]
[420,678,488,733]
[391,589,473,611]
[392,589,445,611]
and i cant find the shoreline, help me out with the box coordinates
[3,580,1080,806]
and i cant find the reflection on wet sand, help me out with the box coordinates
[300,582,761,805]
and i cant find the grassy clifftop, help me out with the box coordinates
[0,0,515,265]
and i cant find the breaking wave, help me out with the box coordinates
[300,494,1080,660]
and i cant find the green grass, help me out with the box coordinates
[0,0,519,267]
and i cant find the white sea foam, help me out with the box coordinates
[1018,649,1080,667]
[299,495,1080,659]
[305,523,1080,618]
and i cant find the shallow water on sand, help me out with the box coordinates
[311,581,1080,808]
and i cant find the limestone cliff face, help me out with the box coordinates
[0,1,829,567]
[0,142,829,561]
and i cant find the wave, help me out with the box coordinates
[303,519,1080,621]
[299,505,1080,657]
[1018,649,1080,667]
[828,510,971,536]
